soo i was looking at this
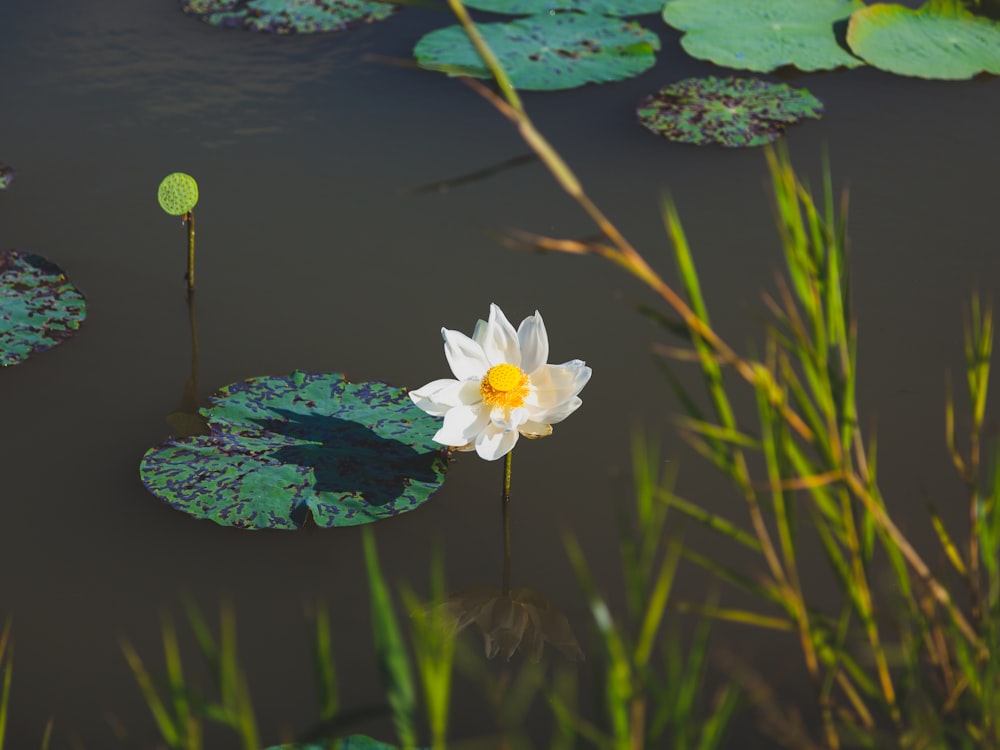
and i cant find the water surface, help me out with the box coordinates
[1,1,998,746]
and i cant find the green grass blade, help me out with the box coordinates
[161,611,198,748]
[181,597,222,687]
[634,540,682,669]
[680,548,784,606]
[658,490,761,551]
[311,603,339,721]
[39,716,54,750]
[674,603,793,632]
[695,682,740,750]
[362,527,417,749]
[120,638,182,747]
[930,509,968,576]
[563,532,632,747]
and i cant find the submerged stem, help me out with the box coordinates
[501,450,513,595]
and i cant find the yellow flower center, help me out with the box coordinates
[481,363,530,411]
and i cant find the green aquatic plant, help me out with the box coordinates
[459,0,663,15]
[181,0,396,34]
[0,249,86,367]
[414,12,660,91]
[140,372,449,529]
[846,0,1000,79]
[662,0,865,72]
[158,172,199,292]
[433,2,1000,744]
[636,76,824,148]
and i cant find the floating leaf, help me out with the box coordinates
[181,0,396,34]
[265,736,420,750]
[158,173,199,216]
[0,164,12,190]
[637,76,824,148]
[460,0,663,15]
[140,372,449,529]
[0,249,87,366]
[847,1,1000,79]
[414,13,660,91]
[662,0,865,72]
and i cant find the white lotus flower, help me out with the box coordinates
[409,304,591,461]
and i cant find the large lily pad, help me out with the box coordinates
[662,0,865,72]
[414,13,660,91]
[140,372,449,529]
[846,1,1000,79]
[180,0,396,33]
[1,249,87,366]
[637,76,824,147]
[460,0,663,15]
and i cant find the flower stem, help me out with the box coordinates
[185,210,196,292]
[501,450,513,596]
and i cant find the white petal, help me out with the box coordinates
[526,361,592,409]
[409,378,478,416]
[443,328,490,381]
[434,404,489,447]
[517,311,549,375]
[531,396,582,426]
[481,304,521,367]
[492,406,529,432]
[471,318,489,346]
[475,423,519,461]
[518,420,553,438]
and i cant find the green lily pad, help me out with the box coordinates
[140,372,449,530]
[1,249,87,366]
[460,0,663,15]
[662,0,865,72]
[414,13,660,91]
[637,76,824,147]
[846,0,1000,79]
[265,736,422,749]
[180,0,396,34]
[0,164,12,190]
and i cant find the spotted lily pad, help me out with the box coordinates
[637,76,824,147]
[414,13,660,91]
[0,164,12,190]
[1,250,87,366]
[460,0,663,15]
[180,0,396,33]
[846,0,1000,79]
[140,372,449,529]
[662,0,865,72]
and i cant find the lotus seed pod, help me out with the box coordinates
[158,172,199,216]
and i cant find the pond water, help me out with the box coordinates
[1,1,998,747]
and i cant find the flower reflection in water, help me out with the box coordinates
[438,583,583,663]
